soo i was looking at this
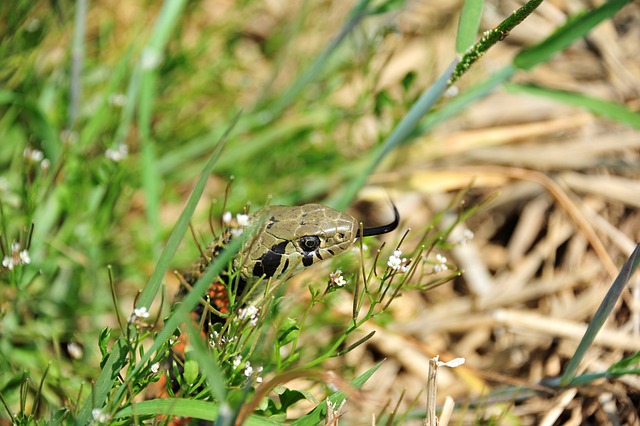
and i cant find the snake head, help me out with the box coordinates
[237,203,400,281]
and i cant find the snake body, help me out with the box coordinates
[157,203,399,406]
[181,203,399,323]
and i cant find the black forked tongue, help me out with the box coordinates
[356,205,400,237]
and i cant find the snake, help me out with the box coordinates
[156,203,400,411]
[180,203,400,325]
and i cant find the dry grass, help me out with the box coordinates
[331,1,640,424]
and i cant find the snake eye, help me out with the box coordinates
[299,235,321,252]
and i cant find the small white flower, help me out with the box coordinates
[2,256,13,270]
[243,361,253,377]
[387,249,410,273]
[151,362,160,373]
[91,408,101,420]
[229,228,244,238]
[237,305,260,326]
[105,144,128,162]
[24,147,44,162]
[209,331,219,347]
[108,93,127,107]
[67,342,83,360]
[2,242,31,270]
[238,305,258,320]
[92,408,110,423]
[132,306,150,320]
[329,270,347,287]
[433,264,447,273]
[222,211,233,224]
[141,48,163,70]
[233,355,242,368]
[236,214,250,227]
[453,229,474,245]
[40,158,51,171]
[433,253,449,273]
[19,250,31,265]
[445,85,459,97]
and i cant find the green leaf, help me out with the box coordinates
[76,113,239,424]
[277,318,300,346]
[607,352,640,374]
[401,71,417,93]
[114,399,282,425]
[560,244,640,386]
[98,327,110,359]
[456,0,484,54]
[183,359,199,386]
[277,388,309,412]
[369,0,405,15]
[182,319,227,402]
[514,0,632,70]
[506,83,640,129]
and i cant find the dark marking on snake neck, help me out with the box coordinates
[254,240,288,277]
[302,254,314,267]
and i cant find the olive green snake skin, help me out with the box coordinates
[156,203,399,404]
[180,203,400,322]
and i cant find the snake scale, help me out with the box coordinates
[179,203,400,326]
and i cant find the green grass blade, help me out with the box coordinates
[78,48,134,147]
[0,90,60,162]
[68,0,87,128]
[263,0,372,120]
[109,234,245,411]
[75,115,237,424]
[115,399,281,425]
[514,0,632,71]
[330,59,458,210]
[456,0,484,54]
[183,319,227,403]
[417,64,516,138]
[105,226,244,422]
[137,114,237,308]
[137,0,189,254]
[139,71,162,254]
[451,0,543,83]
[506,83,640,129]
[560,244,640,386]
